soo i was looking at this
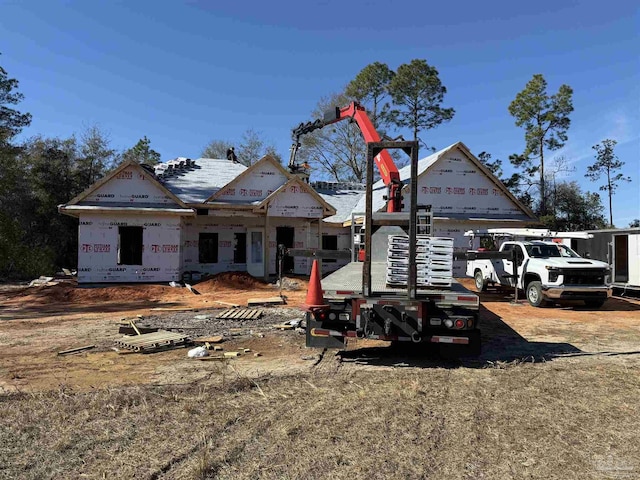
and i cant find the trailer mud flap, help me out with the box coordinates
[305,313,348,349]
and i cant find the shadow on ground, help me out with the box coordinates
[474,288,640,311]
[339,305,582,369]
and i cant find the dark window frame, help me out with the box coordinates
[322,234,338,264]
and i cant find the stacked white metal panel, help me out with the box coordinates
[386,235,454,288]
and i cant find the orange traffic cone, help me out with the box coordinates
[303,259,328,311]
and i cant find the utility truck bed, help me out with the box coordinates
[322,261,479,309]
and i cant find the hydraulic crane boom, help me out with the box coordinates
[289,102,403,213]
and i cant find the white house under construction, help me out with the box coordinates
[58,142,538,283]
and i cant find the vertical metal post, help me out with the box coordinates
[363,143,374,297]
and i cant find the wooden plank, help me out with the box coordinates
[58,345,96,356]
[247,297,285,306]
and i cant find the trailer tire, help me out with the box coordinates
[526,281,544,307]
[474,270,487,292]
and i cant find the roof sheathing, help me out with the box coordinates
[161,158,247,204]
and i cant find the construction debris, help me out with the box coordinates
[273,319,303,330]
[113,330,190,353]
[274,323,295,330]
[243,348,251,353]
[187,346,209,358]
[247,297,285,307]
[57,345,96,356]
[254,352,262,357]
[216,308,263,320]
[185,283,200,295]
[224,351,241,358]
[29,276,57,287]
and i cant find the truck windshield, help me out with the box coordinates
[525,244,561,258]
[557,244,581,258]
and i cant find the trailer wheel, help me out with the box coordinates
[526,281,544,307]
[474,270,487,292]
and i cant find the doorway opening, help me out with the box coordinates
[276,226,295,274]
[614,235,629,283]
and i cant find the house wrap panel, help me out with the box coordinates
[215,163,287,202]
[77,215,181,283]
[267,184,324,218]
[414,154,522,216]
[84,167,179,205]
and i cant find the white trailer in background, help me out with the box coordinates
[570,228,640,294]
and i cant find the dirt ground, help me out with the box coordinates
[1,274,639,479]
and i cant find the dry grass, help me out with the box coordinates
[1,356,639,479]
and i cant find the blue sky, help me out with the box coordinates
[2,0,639,226]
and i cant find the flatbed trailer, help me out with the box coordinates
[304,140,481,355]
[322,261,479,308]
[307,261,481,353]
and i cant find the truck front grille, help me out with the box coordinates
[562,268,607,285]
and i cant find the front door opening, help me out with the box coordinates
[276,226,295,274]
[118,226,143,265]
[199,232,219,264]
[234,233,247,264]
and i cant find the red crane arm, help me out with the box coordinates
[291,101,403,212]
[328,103,401,188]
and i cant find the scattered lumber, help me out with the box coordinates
[58,345,96,356]
[114,330,190,353]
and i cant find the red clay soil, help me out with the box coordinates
[0,273,310,317]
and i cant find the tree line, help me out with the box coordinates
[0,60,166,278]
[292,61,633,231]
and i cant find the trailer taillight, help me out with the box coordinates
[455,319,465,329]
[315,310,327,320]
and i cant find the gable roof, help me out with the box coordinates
[205,154,292,203]
[66,159,189,208]
[253,176,337,216]
[350,141,536,219]
[161,158,247,204]
[315,185,366,224]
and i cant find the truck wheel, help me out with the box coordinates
[474,270,487,292]
[584,299,606,309]
[526,281,545,307]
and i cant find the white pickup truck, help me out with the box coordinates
[466,240,611,308]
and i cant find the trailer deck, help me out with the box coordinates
[321,261,479,309]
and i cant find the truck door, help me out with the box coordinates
[502,244,524,287]
[498,244,513,285]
